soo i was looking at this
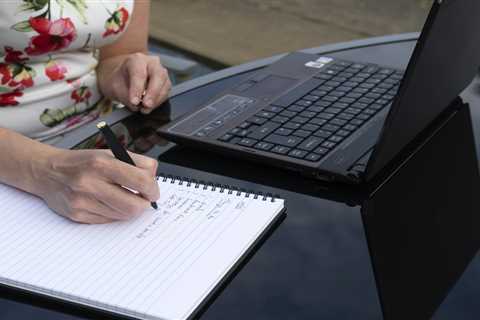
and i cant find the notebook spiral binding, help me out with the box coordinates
[156,174,278,202]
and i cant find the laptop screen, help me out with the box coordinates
[366,0,480,179]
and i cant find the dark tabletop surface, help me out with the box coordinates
[2,34,480,320]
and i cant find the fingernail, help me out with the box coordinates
[131,96,140,105]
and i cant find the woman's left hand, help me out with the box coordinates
[97,52,172,114]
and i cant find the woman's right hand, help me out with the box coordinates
[33,148,160,224]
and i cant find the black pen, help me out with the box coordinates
[96,121,158,210]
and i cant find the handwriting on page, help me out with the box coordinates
[135,190,235,239]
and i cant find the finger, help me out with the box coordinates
[92,150,160,201]
[128,151,159,176]
[98,149,158,180]
[69,210,116,224]
[141,76,171,115]
[93,180,152,218]
[143,62,168,109]
[126,55,148,106]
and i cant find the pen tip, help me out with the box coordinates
[151,202,158,210]
[96,121,107,129]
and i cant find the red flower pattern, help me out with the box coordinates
[103,7,129,37]
[0,90,23,107]
[71,86,92,104]
[25,17,77,56]
[45,60,67,81]
[4,47,28,64]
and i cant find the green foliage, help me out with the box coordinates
[10,20,33,32]
[19,0,49,12]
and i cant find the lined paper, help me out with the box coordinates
[0,178,284,320]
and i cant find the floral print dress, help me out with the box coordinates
[0,0,133,141]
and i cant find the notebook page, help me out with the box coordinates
[0,178,284,320]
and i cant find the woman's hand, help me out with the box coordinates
[33,148,160,224]
[97,52,172,114]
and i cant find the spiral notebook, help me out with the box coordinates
[0,175,285,320]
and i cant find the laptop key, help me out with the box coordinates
[248,122,280,140]
[237,129,250,137]
[322,124,340,132]
[280,110,297,118]
[336,86,351,92]
[363,108,377,115]
[339,97,356,104]
[256,111,275,119]
[315,101,332,108]
[352,102,369,110]
[291,116,309,124]
[219,133,234,142]
[350,119,364,126]
[330,119,347,127]
[254,142,274,151]
[336,130,350,137]
[292,130,311,138]
[343,124,357,131]
[288,105,305,113]
[238,138,258,147]
[271,78,324,107]
[329,91,346,97]
[338,113,354,121]
[317,113,335,120]
[321,141,337,149]
[303,124,320,132]
[264,105,284,113]
[314,130,333,139]
[324,107,342,114]
[314,147,329,155]
[271,116,289,124]
[310,118,328,126]
[345,108,362,115]
[283,122,302,130]
[288,149,308,159]
[298,137,324,151]
[329,136,344,143]
[304,95,321,102]
[275,128,293,136]
[307,106,325,113]
[248,116,268,125]
[238,122,251,129]
[358,98,375,104]
[299,111,317,118]
[345,92,363,99]
[271,145,291,155]
[296,100,313,107]
[332,102,349,109]
[323,96,339,102]
[264,134,303,147]
[356,114,371,121]
[305,153,323,162]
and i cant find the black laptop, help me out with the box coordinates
[158,0,480,184]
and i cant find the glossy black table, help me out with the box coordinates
[2,33,480,320]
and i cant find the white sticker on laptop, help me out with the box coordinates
[316,56,334,64]
[305,61,325,69]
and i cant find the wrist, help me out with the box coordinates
[25,144,64,198]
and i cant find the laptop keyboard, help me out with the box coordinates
[218,61,404,162]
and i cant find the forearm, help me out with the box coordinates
[0,128,57,196]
